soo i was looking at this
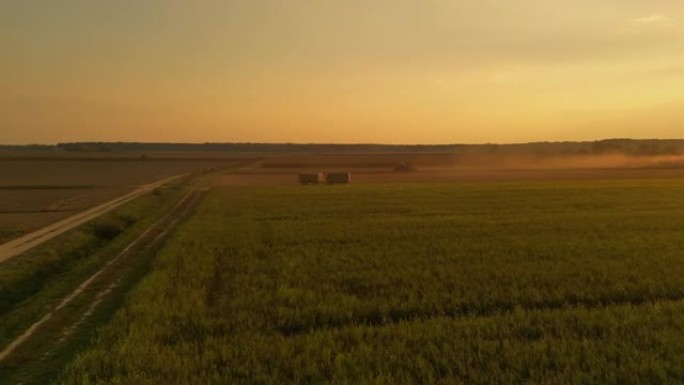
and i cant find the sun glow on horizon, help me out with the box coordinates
[1,1,683,144]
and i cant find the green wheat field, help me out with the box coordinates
[60,180,684,384]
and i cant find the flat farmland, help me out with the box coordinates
[218,152,684,186]
[59,179,684,384]
[220,167,684,186]
[0,155,252,242]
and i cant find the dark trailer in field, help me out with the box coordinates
[325,172,351,184]
[299,173,323,185]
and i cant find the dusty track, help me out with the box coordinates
[0,174,186,264]
[0,187,203,364]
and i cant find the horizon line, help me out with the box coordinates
[2,138,684,148]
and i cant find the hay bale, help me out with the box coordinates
[299,173,323,185]
[325,172,351,184]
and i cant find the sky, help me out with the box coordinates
[1,0,683,144]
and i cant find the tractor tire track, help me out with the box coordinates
[0,188,204,364]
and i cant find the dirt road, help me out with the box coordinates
[0,187,203,365]
[0,174,186,264]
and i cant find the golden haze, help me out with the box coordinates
[1,1,683,144]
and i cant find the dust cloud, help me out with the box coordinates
[441,154,684,170]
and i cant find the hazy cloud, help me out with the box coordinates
[631,14,674,28]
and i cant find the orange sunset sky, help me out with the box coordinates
[1,1,683,144]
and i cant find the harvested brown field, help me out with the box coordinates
[217,153,684,186]
[0,212,67,238]
[0,187,131,213]
[0,154,256,243]
[0,159,237,186]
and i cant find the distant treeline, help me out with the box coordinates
[1,139,684,156]
[0,144,55,151]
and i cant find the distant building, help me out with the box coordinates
[325,172,351,184]
[298,173,323,185]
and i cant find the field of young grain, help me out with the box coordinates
[59,180,684,384]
